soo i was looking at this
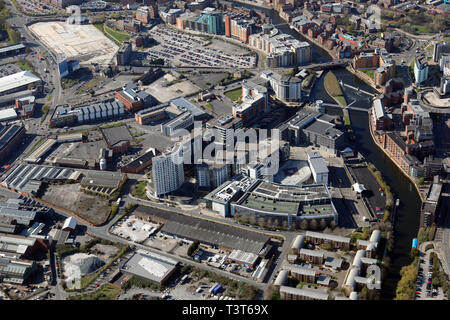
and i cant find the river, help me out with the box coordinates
[234,2,422,299]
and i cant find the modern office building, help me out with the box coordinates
[150,144,185,197]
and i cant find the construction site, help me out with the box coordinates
[28,21,119,65]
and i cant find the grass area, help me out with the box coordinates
[324,71,347,107]
[132,180,147,199]
[224,88,242,102]
[95,23,130,46]
[99,122,126,129]
[205,103,213,111]
[361,69,375,79]
[68,284,121,300]
[14,60,33,72]
[40,104,50,124]
[104,24,131,44]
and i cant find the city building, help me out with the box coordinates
[371,98,392,130]
[136,6,151,24]
[115,41,132,66]
[57,54,80,78]
[307,151,329,184]
[135,103,168,125]
[433,42,450,62]
[261,70,302,102]
[205,115,243,144]
[196,7,224,35]
[420,183,442,227]
[232,80,268,123]
[305,231,350,250]
[414,55,429,85]
[231,180,338,229]
[161,112,194,136]
[114,82,156,112]
[196,161,230,190]
[150,144,185,197]
[170,97,207,121]
[249,26,312,67]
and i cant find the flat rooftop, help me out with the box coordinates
[101,125,134,148]
[121,249,178,283]
[0,71,41,96]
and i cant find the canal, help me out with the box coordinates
[235,2,422,299]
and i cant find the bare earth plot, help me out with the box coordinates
[28,21,119,65]
[41,183,111,225]
[144,75,201,102]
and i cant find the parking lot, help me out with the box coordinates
[0,63,23,77]
[415,250,446,300]
[147,25,256,69]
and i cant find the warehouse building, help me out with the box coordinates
[0,257,36,284]
[120,148,159,174]
[0,71,41,97]
[0,124,26,163]
[133,205,270,255]
[0,43,26,58]
[80,171,127,197]
[0,200,38,227]
[1,164,78,195]
[0,233,47,259]
[121,249,178,285]
[0,108,18,122]
[100,125,134,154]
